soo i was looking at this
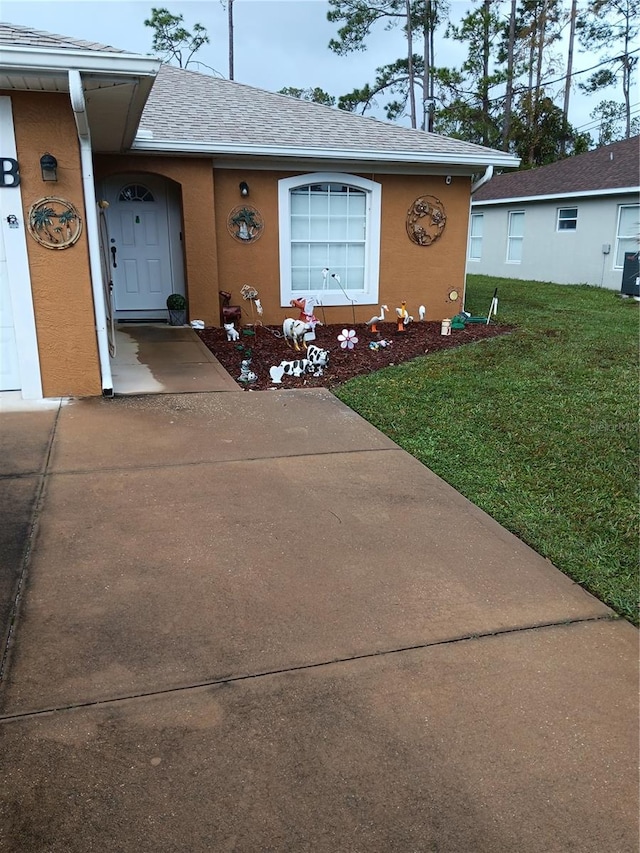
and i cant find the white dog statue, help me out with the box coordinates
[224,322,240,341]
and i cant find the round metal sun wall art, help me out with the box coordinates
[227,205,264,243]
[406,195,446,246]
[27,197,83,249]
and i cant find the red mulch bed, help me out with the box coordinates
[197,320,512,391]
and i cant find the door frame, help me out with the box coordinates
[100,173,185,321]
[0,96,42,399]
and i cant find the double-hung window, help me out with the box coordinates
[278,173,381,306]
[468,213,483,260]
[507,211,524,263]
[557,207,577,231]
[615,204,640,268]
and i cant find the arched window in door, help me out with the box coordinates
[118,184,155,202]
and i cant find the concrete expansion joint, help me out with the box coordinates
[0,407,61,686]
[0,613,618,724]
[36,445,396,478]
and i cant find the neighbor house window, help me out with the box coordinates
[468,214,483,260]
[615,204,640,268]
[507,211,524,262]
[557,207,577,231]
[278,173,381,306]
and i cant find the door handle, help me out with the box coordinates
[110,245,117,268]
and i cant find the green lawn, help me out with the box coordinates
[336,275,639,625]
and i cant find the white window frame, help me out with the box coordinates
[468,213,483,261]
[278,172,381,307]
[506,210,524,263]
[614,204,640,269]
[556,207,578,232]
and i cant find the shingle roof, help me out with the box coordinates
[0,21,124,53]
[474,136,640,201]
[0,23,517,166]
[138,64,513,163]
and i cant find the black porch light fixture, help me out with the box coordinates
[239,181,249,197]
[40,153,58,182]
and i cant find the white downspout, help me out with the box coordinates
[471,164,494,195]
[69,69,113,396]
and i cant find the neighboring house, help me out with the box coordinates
[469,137,640,290]
[0,23,518,400]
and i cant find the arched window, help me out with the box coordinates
[278,173,381,306]
[118,184,155,202]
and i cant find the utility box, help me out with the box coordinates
[621,252,639,298]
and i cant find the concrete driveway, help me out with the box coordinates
[0,390,637,852]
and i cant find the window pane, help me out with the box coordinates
[470,214,483,237]
[329,195,348,215]
[509,211,524,237]
[329,215,348,240]
[615,238,636,268]
[347,218,366,240]
[291,244,309,266]
[348,193,366,215]
[291,192,309,215]
[291,216,309,239]
[346,242,365,267]
[508,237,523,262]
[310,194,329,215]
[469,237,482,260]
[291,268,310,290]
[328,243,347,269]
[345,268,365,290]
[309,216,329,240]
[618,205,639,237]
[309,243,330,267]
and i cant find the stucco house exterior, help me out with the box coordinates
[469,137,640,290]
[0,23,519,400]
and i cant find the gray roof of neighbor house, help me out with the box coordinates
[473,136,640,202]
[0,22,124,53]
[134,64,517,168]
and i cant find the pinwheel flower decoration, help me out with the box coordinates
[338,328,358,350]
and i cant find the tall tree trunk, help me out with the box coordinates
[481,0,491,146]
[623,10,631,137]
[561,0,577,154]
[422,1,431,131]
[406,0,417,128]
[502,0,516,149]
[529,0,547,166]
[228,0,234,80]
[428,1,436,131]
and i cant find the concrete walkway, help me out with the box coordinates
[110,324,238,394]
[0,390,637,852]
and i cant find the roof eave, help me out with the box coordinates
[131,137,521,169]
[0,44,161,77]
[472,186,640,205]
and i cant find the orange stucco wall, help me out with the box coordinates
[8,91,101,396]
[212,168,471,326]
[94,155,220,325]
[93,160,472,329]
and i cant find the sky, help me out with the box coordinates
[2,0,616,134]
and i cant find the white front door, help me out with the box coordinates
[0,223,20,391]
[104,176,177,320]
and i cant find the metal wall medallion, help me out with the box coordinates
[227,205,264,243]
[27,197,83,249]
[406,195,446,246]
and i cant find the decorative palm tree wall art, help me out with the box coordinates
[27,197,83,249]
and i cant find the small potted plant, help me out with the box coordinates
[167,293,187,326]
